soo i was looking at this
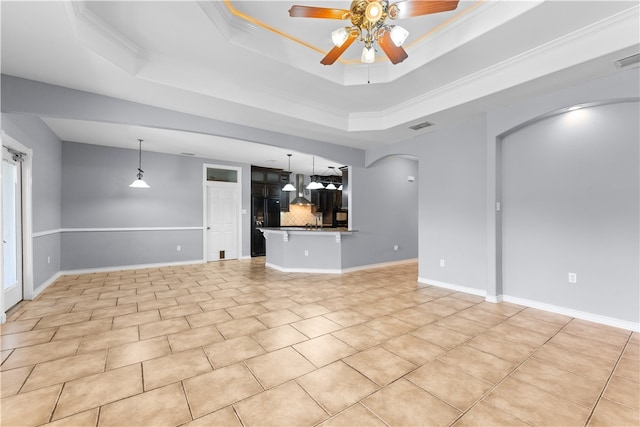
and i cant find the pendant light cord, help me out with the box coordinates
[137,139,144,179]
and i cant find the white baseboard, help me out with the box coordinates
[485,295,504,303]
[416,278,638,332]
[265,262,343,274]
[341,258,418,273]
[31,271,64,299]
[417,277,487,297]
[61,259,205,276]
[503,295,640,332]
[265,258,418,275]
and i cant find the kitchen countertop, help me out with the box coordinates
[258,227,354,233]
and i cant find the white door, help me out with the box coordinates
[207,182,239,261]
[3,148,23,310]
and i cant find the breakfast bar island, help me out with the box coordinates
[258,227,355,273]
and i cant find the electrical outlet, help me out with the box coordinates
[47,256,51,264]
[304,250,309,257]
[568,273,577,284]
[440,259,445,268]
[393,245,399,251]
[176,245,182,252]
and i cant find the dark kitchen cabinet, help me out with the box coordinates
[311,189,341,213]
[251,196,280,257]
[251,166,283,257]
[252,183,280,197]
[280,172,291,212]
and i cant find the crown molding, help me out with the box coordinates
[63,1,143,74]
[348,5,640,131]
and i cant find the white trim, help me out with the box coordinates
[63,226,202,233]
[31,271,63,299]
[33,227,202,238]
[33,229,64,238]
[264,258,418,275]
[265,262,342,275]
[416,277,638,332]
[485,295,504,303]
[61,259,205,276]
[341,258,417,273]
[1,132,34,318]
[348,5,640,131]
[503,295,639,332]
[202,164,243,263]
[417,277,487,297]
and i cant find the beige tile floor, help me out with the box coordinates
[1,259,638,427]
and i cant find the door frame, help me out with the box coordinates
[0,131,34,323]
[202,164,242,262]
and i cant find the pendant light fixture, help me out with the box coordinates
[325,166,338,190]
[306,156,325,190]
[282,154,296,192]
[129,139,150,188]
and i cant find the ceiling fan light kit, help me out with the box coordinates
[361,46,376,63]
[289,0,459,65]
[331,27,350,47]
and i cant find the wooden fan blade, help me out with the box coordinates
[289,5,350,19]
[378,31,408,64]
[320,32,358,65]
[390,0,459,19]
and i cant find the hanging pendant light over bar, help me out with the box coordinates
[282,154,296,192]
[129,139,150,188]
[306,156,325,190]
[326,166,338,190]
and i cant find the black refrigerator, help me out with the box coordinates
[251,196,280,256]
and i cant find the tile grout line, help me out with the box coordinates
[95,405,101,427]
[47,378,66,424]
[13,364,36,397]
[179,380,195,422]
[583,332,634,426]
[230,404,246,427]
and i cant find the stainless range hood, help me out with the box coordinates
[290,174,312,205]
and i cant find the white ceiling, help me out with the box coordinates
[1,1,638,171]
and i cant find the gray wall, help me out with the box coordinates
[343,155,419,268]
[61,141,252,267]
[62,230,203,271]
[365,68,639,326]
[1,75,365,169]
[2,113,62,290]
[502,102,639,322]
[266,233,343,271]
[416,118,488,291]
[62,142,205,228]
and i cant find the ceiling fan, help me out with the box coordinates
[289,0,459,65]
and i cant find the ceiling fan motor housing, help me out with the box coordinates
[350,0,388,27]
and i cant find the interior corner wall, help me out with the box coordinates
[1,113,62,290]
[60,141,251,270]
[416,117,488,292]
[501,101,639,323]
[342,155,419,269]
